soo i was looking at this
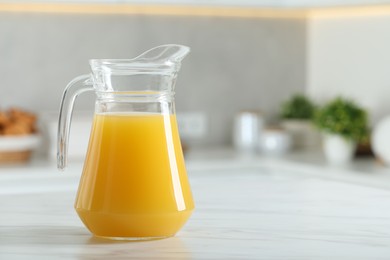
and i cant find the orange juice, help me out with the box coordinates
[75,113,194,239]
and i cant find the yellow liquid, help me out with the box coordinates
[75,113,194,239]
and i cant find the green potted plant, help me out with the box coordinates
[280,94,316,120]
[279,94,320,149]
[313,97,368,164]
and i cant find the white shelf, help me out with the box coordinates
[0,0,390,8]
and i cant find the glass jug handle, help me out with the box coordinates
[57,74,94,170]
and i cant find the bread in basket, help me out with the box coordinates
[0,108,40,163]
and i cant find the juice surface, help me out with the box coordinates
[75,113,194,238]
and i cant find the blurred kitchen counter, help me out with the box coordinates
[185,147,390,190]
[1,148,390,259]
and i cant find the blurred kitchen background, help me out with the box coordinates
[1,0,390,163]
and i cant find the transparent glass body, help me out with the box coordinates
[57,45,194,240]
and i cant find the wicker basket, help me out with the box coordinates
[0,150,32,164]
[0,135,40,164]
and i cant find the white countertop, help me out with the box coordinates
[1,148,390,259]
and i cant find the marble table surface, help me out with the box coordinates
[1,149,390,259]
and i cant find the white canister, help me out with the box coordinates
[233,111,264,153]
[259,127,292,156]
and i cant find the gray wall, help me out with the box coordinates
[0,12,306,146]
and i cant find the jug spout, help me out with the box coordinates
[134,44,190,67]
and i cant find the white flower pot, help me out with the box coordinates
[323,134,356,164]
[281,119,321,150]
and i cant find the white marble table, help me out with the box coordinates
[1,151,390,259]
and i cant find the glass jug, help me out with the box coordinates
[57,45,194,240]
